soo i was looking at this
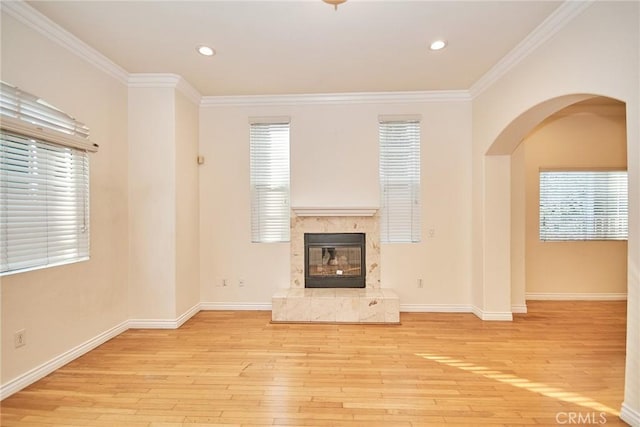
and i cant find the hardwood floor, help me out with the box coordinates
[1,301,628,426]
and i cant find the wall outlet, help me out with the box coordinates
[14,329,26,348]
[239,279,245,287]
[418,278,423,288]
[222,279,228,287]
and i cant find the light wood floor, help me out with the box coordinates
[1,301,628,426]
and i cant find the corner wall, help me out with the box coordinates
[128,78,201,322]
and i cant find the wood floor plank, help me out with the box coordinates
[0,301,629,426]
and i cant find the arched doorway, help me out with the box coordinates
[485,94,627,308]
[482,94,635,423]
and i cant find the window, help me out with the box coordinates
[1,82,96,275]
[539,170,628,241]
[249,118,290,243]
[379,116,421,243]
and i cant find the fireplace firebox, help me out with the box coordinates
[304,233,365,288]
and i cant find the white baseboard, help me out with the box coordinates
[526,292,628,301]
[1,304,203,400]
[0,320,129,400]
[472,306,514,321]
[400,304,472,313]
[200,302,272,311]
[511,304,528,314]
[621,402,640,427]
[176,303,201,327]
[129,303,201,329]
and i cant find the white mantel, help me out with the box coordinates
[291,207,378,217]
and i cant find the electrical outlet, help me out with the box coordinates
[418,278,423,288]
[222,279,228,287]
[14,329,26,348]
[239,279,245,287]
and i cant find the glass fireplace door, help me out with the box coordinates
[304,233,365,288]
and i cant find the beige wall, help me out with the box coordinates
[1,12,129,383]
[520,105,628,295]
[2,1,639,421]
[199,100,473,306]
[128,84,200,320]
[175,92,200,315]
[128,86,177,320]
[510,144,526,308]
[472,0,638,419]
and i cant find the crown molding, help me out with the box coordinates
[469,0,594,98]
[176,79,202,105]
[3,0,592,105]
[201,90,471,108]
[128,73,181,88]
[1,0,129,85]
[128,74,202,104]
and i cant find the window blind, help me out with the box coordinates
[1,82,93,275]
[0,81,97,152]
[379,119,421,243]
[250,121,290,243]
[1,131,90,274]
[539,170,628,241]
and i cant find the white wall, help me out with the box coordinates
[199,99,473,307]
[472,1,639,420]
[1,12,129,383]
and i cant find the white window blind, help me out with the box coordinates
[250,120,290,243]
[1,82,92,275]
[1,132,90,274]
[0,81,97,152]
[379,118,421,243]
[539,170,628,241]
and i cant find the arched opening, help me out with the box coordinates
[486,94,628,308]
[513,97,627,303]
[484,93,629,420]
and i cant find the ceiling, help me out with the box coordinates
[26,0,562,97]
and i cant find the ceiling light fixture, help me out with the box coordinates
[323,0,346,10]
[429,40,447,51]
[197,45,215,56]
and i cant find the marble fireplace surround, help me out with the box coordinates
[271,207,400,324]
[290,207,381,289]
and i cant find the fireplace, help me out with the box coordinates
[304,233,365,288]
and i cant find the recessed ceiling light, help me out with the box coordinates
[429,40,447,51]
[197,45,215,56]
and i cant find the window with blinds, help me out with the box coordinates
[249,119,290,243]
[1,81,95,275]
[379,117,421,243]
[539,170,628,241]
